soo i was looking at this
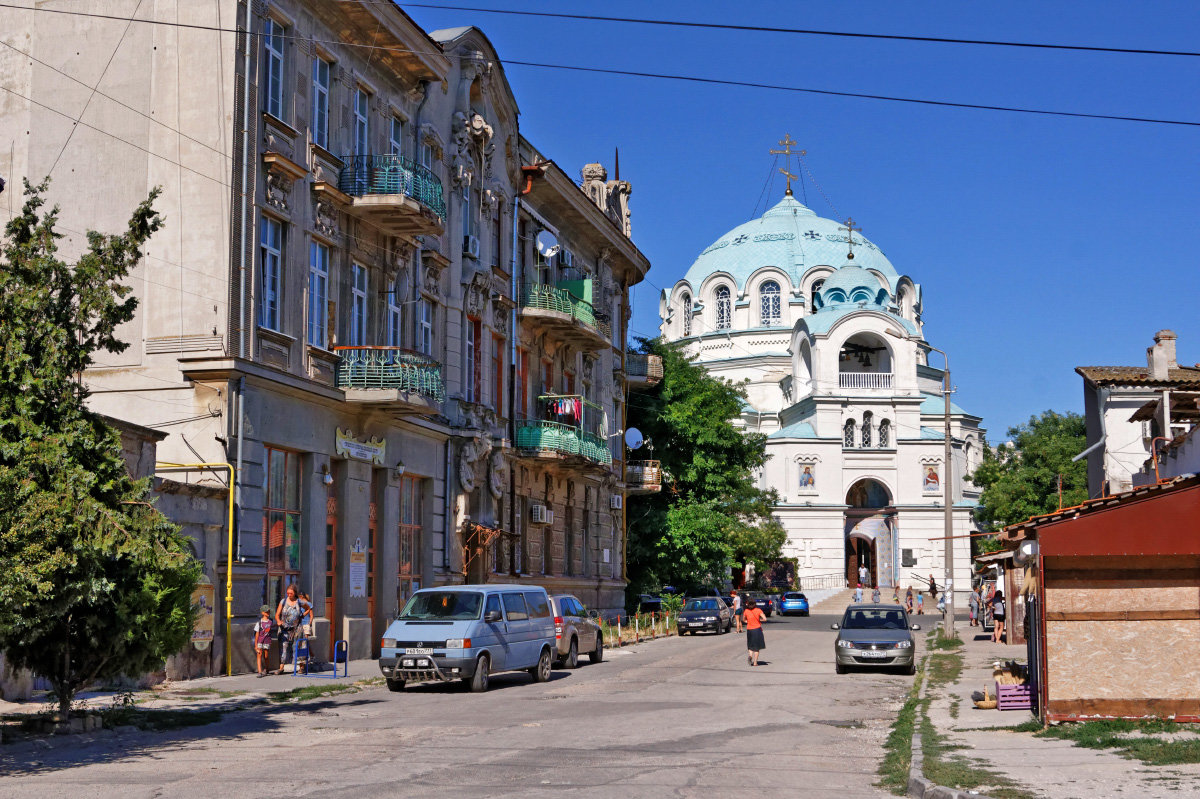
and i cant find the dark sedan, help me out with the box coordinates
[677,598,732,635]
[745,591,773,617]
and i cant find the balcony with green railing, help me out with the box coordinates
[334,346,444,415]
[520,280,608,350]
[514,394,612,467]
[337,154,446,236]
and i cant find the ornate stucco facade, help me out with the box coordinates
[659,190,982,595]
[0,1,650,674]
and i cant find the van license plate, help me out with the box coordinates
[405,647,433,655]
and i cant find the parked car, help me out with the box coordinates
[831,603,920,675]
[379,584,556,692]
[634,593,663,613]
[745,591,773,617]
[779,591,810,616]
[677,597,732,635]
[692,587,731,607]
[549,594,604,668]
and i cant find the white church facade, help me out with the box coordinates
[659,189,984,595]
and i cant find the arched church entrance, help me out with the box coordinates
[845,478,894,589]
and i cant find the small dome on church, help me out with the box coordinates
[677,195,898,295]
[814,265,888,309]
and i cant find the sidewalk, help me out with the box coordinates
[925,617,1200,799]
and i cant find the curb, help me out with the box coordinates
[906,654,1000,799]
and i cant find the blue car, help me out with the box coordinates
[779,591,809,616]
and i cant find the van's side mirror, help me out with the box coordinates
[830,623,840,630]
[485,610,502,623]
[910,624,921,631]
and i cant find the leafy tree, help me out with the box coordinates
[626,340,783,595]
[0,181,200,716]
[972,410,1088,533]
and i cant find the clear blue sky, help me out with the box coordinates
[405,1,1200,439]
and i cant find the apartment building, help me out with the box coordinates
[0,0,652,675]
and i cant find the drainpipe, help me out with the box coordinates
[234,376,246,560]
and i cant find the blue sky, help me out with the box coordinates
[405,1,1200,439]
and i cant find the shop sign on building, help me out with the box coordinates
[335,428,386,465]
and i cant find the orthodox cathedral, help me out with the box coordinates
[658,159,984,594]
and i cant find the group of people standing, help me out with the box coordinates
[967,583,1007,642]
[252,584,314,676]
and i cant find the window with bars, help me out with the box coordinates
[679,293,692,336]
[398,476,422,606]
[844,419,856,448]
[263,18,285,119]
[416,298,433,356]
[312,57,330,149]
[715,285,732,330]
[879,419,891,448]
[308,242,330,348]
[264,447,302,605]
[760,280,782,326]
[350,263,368,346]
[862,411,873,448]
[259,216,282,331]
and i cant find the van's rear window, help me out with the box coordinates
[400,591,483,620]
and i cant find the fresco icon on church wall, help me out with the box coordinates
[923,465,941,493]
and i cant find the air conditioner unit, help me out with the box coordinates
[462,235,480,260]
[530,503,550,524]
[559,249,573,268]
[610,494,623,510]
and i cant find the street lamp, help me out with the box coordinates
[886,328,955,637]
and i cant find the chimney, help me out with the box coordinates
[1147,329,1178,380]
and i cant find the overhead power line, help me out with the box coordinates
[0,2,1196,127]
[398,3,1200,59]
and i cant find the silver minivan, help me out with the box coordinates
[379,584,556,692]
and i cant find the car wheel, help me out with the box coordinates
[836,662,847,674]
[589,634,603,664]
[531,647,552,682]
[468,654,490,692]
[903,660,916,676]
[565,637,579,669]
[386,678,405,692]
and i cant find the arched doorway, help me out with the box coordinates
[845,478,893,588]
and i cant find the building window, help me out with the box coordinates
[462,180,479,241]
[516,348,529,418]
[810,279,825,309]
[416,298,433,356]
[418,140,434,171]
[264,447,302,608]
[844,418,856,448]
[492,334,504,412]
[679,292,692,336]
[541,358,554,397]
[542,475,553,575]
[259,216,282,331]
[399,476,422,606]
[879,419,891,448]
[389,116,403,157]
[491,206,502,267]
[353,88,369,156]
[312,57,330,149]
[862,411,873,448]
[263,18,286,119]
[349,263,368,346]
[385,276,403,347]
[308,242,330,349]
[465,317,481,402]
[760,280,781,326]
[715,285,732,330]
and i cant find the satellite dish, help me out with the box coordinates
[394,270,411,302]
[536,229,560,259]
[624,427,644,450]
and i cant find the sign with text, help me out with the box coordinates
[349,537,367,598]
[335,428,386,465]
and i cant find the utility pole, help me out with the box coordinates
[941,354,954,637]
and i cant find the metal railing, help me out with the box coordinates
[515,419,612,465]
[334,346,445,401]
[799,571,848,591]
[626,353,664,383]
[626,460,662,490]
[839,372,893,390]
[338,154,447,218]
[521,283,599,329]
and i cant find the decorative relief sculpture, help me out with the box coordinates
[314,195,339,239]
[458,433,491,493]
[488,450,507,499]
[265,169,291,212]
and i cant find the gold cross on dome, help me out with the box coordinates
[769,134,806,196]
[839,217,861,260]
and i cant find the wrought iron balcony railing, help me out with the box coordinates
[521,283,599,329]
[338,154,447,219]
[334,346,445,401]
[515,419,612,466]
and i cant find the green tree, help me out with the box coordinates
[626,340,783,595]
[972,410,1088,533]
[0,181,200,717]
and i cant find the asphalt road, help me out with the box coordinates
[3,601,915,798]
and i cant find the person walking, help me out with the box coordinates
[731,590,744,633]
[274,585,313,675]
[854,583,864,603]
[928,574,938,601]
[253,605,273,677]
[991,589,1007,643]
[858,564,870,588]
[892,587,900,605]
[871,586,881,603]
[968,586,981,627]
[743,601,767,666]
[916,591,925,615]
[905,587,914,614]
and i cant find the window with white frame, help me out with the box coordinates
[385,275,403,347]
[416,298,433,356]
[308,242,330,348]
[258,216,282,331]
[418,139,434,171]
[312,57,330,149]
[353,89,369,156]
[679,292,692,336]
[715,285,732,330]
[389,116,404,157]
[760,280,782,326]
[861,411,873,448]
[263,18,285,119]
[350,263,368,346]
[465,317,479,403]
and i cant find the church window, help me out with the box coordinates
[759,280,781,326]
[861,411,873,448]
[879,419,891,448]
[715,285,731,330]
[843,418,856,448]
[810,279,824,308]
[679,292,692,336]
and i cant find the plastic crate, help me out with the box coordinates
[996,682,1032,711]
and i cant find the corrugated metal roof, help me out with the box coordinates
[1076,365,1200,387]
